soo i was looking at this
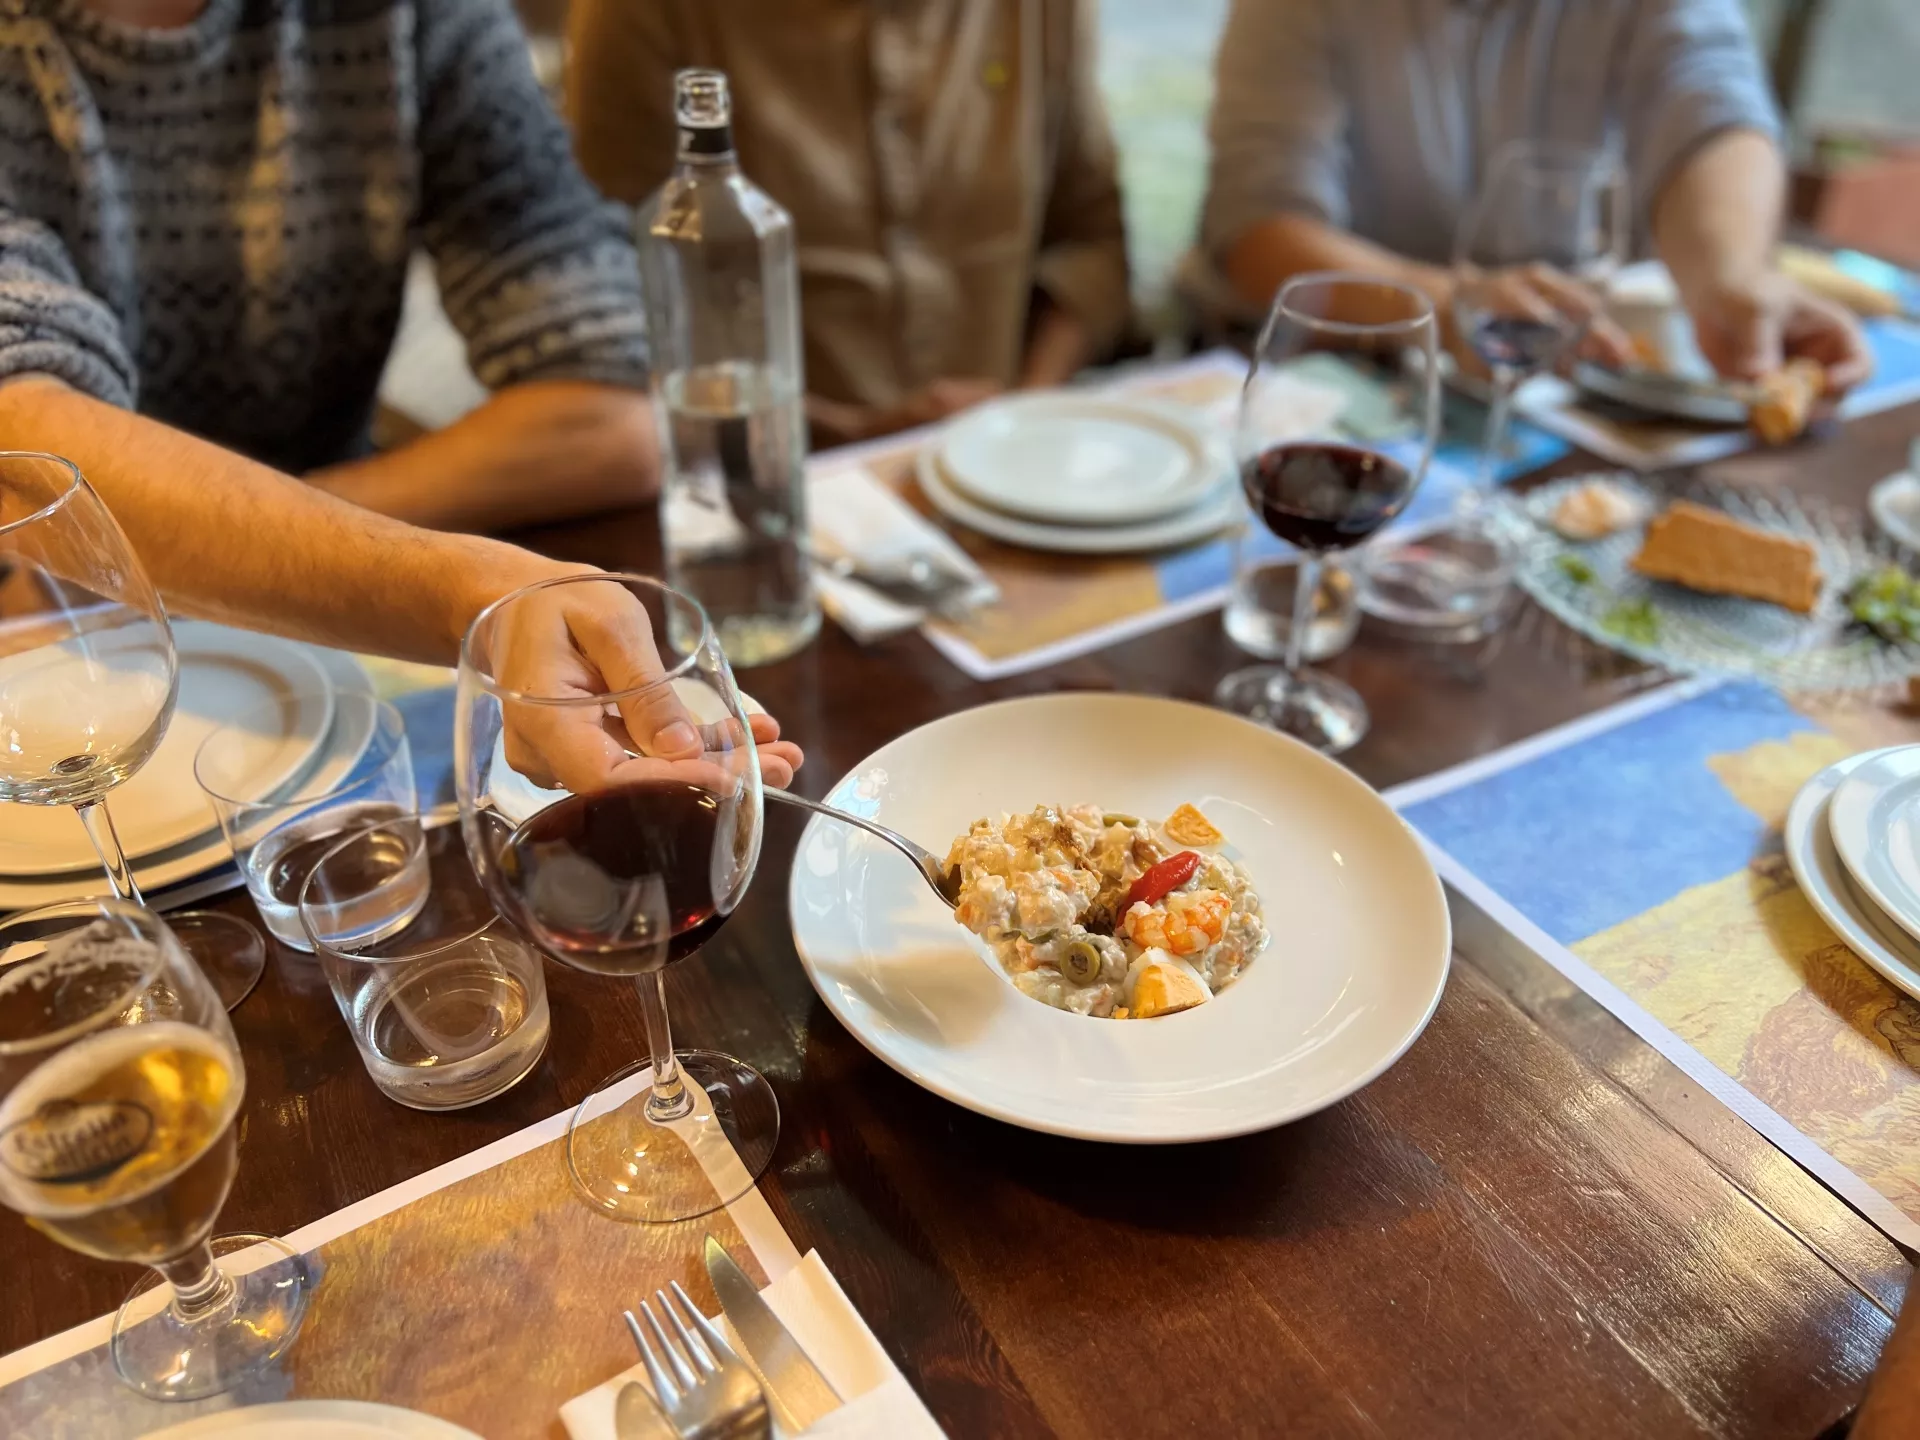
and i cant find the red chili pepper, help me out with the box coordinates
[1126,851,1203,910]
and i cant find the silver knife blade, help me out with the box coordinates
[704,1235,842,1431]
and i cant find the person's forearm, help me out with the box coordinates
[1020,302,1094,389]
[310,381,661,534]
[1652,128,1785,309]
[0,376,566,663]
[1855,1282,1920,1439]
[1224,214,1454,322]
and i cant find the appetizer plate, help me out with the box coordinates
[788,693,1452,1142]
[144,1400,480,1439]
[1827,745,1920,949]
[1570,361,1750,426]
[938,393,1231,525]
[915,445,1244,555]
[1785,749,1920,1002]
[1867,470,1920,554]
[0,621,334,876]
[1508,474,1920,690]
[0,643,372,911]
[1578,259,1750,424]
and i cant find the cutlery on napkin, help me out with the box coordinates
[561,1251,944,1439]
[808,466,997,641]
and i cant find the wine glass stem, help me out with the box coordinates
[639,970,692,1124]
[74,799,144,904]
[1479,367,1517,492]
[1285,552,1320,680]
[153,1241,236,1325]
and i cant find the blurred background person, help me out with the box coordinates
[1200,0,1870,392]
[566,0,1132,447]
[0,0,659,533]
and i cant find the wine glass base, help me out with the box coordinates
[164,911,267,1012]
[111,1233,311,1401]
[1214,666,1369,755]
[566,1049,779,1224]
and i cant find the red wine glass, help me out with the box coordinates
[1215,273,1440,754]
[454,574,773,1223]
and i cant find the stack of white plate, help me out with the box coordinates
[1785,746,1920,1001]
[0,620,373,912]
[914,392,1243,554]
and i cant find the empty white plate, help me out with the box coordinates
[0,622,333,877]
[144,1400,480,1439]
[916,446,1243,555]
[1785,749,1920,1002]
[1827,745,1920,945]
[788,692,1452,1142]
[939,394,1230,525]
[0,644,372,911]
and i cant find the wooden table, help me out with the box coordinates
[6,405,1917,1438]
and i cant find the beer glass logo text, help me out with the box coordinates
[0,1098,152,1185]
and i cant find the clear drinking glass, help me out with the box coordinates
[0,452,265,1008]
[1363,144,1624,637]
[301,819,550,1110]
[0,899,309,1400]
[1214,274,1441,754]
[455,573,773,1223]
[196,693,420,952]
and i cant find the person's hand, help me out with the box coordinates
[486,571,803,797]
[1444,263,1633,379]
[1686,271,1873,393]
[807,378,1003,446]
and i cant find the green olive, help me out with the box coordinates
[1101,813,1140,828]
[1024,929,1056,945]
[1060,937,1103,986]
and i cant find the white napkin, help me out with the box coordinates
[808,465,997,642]
[559,1250,946,1439]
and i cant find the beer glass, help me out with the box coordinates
[0,899,310,1400]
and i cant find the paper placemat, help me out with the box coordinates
[0,1067,822,1437]
[1389,678,1920,1250]
[824,351,1569,681]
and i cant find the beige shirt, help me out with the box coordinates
[567,0,1130,411]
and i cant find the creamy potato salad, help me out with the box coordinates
[945,803,1267,1019]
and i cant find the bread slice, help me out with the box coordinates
[1630,501,1822,613]
[1131,961,1209,1019]
[1751,359,1825,446]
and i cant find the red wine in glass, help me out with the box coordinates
[1461,310,1578,373]
[1240,441,1417,554]
[496,779,735,977]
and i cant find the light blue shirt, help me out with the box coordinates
[1202,0,1782,265]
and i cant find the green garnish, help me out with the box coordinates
[1556,554,1596,585]
[1601,599,1662,646]
[1846,567,1920,643]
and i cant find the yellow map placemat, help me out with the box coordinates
[1392,679,1920,1247]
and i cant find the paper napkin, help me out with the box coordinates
[808,466,997,642]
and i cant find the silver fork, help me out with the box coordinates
[623,1282,771,1440]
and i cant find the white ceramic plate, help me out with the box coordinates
[939,393,1230,525]
[915,447,1243,555]
[1828,745,1920,945]
[0,622,333,876]
[1868,470,1920,554]
[788,693,1452,1142]
[143,1400,481,1440]
[485,681,768,826]
[1785,749,1920,1002]
[0,645,373,912]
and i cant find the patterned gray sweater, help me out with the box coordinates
[0,0,649,473]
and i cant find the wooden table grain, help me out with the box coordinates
[4,404,1916,1437]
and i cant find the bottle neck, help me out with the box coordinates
[677,125,737,167]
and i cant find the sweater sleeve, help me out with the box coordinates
[412,0,649,393]
[0,203,136,408]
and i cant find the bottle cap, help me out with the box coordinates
[674,69,731,132]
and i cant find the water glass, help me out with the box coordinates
[300,820,549,1110]
[1224,538,1360,663]
[195,692,419,950]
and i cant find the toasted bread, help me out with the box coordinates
[1630,501,1821,613]
[1163,803,1223,848]
[1132,961,1209,1019]
[1751,358,1825,446]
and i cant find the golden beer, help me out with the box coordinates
[0,1021,242,1265]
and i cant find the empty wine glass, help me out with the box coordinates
[0,453,265,1008]
[454,573,773,1223]
[1214,274,1440,754]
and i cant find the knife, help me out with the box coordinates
[704,1235,842,1432]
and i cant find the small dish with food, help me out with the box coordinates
[945,802,1267,1020]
